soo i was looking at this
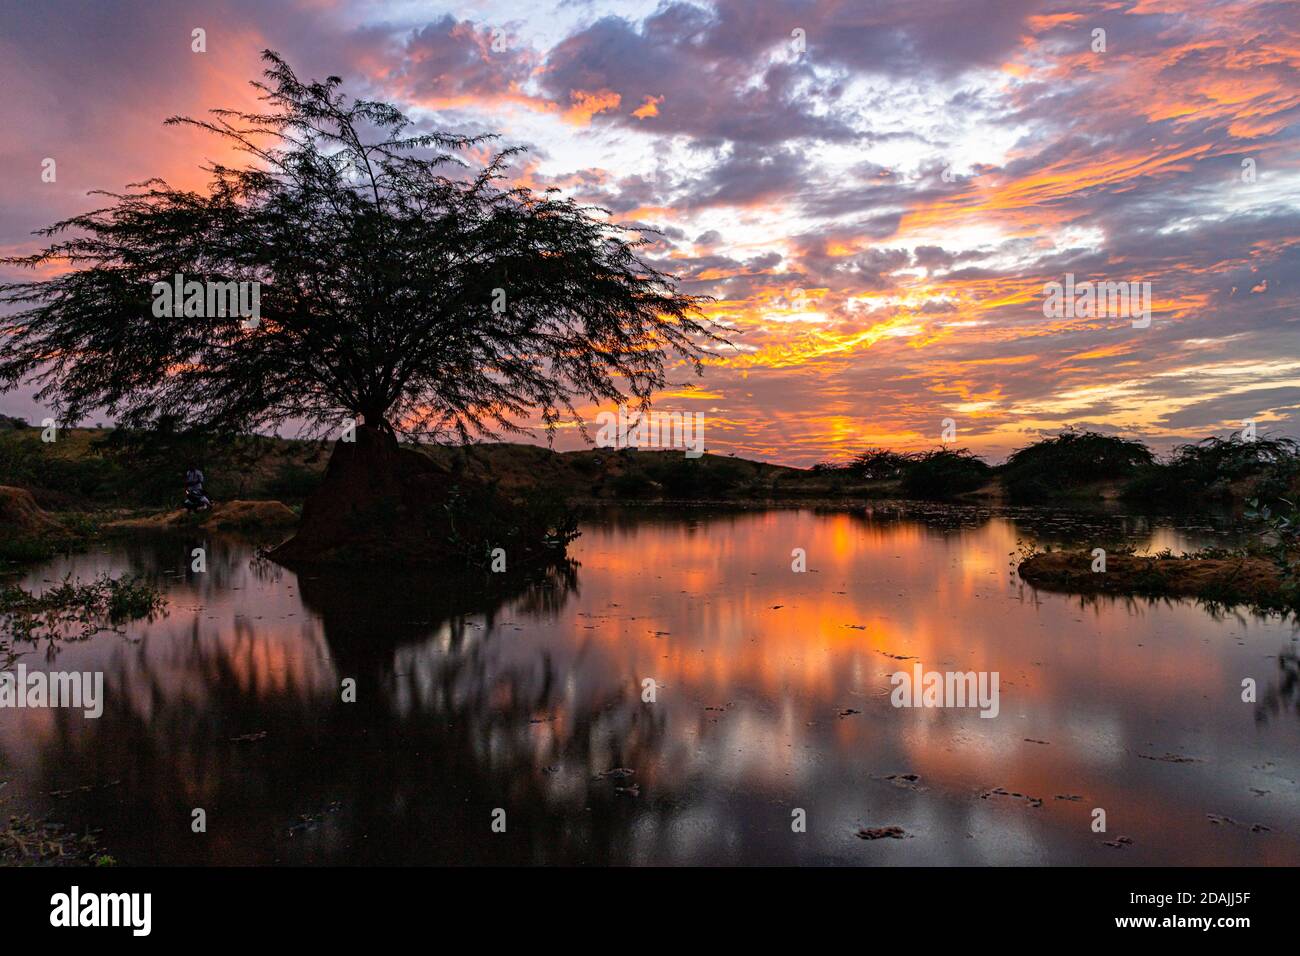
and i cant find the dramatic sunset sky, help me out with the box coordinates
[1,0,1297,465]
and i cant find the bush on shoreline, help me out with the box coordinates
[900,448,991,499]
[847,448,916,481]
[1000,430,1153,502]
[1122,435,1300,507]
[823,429,1299,507]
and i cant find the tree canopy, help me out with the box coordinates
[0,51,715,441]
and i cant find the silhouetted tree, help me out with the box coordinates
[0,51,714,442]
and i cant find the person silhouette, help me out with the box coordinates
[183,463,211,511]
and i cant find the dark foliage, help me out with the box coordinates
[0,433,118,505]
[0,51,716,444]
[646,455,746,498]
[91,419,273,503]
[1123,435,1300,506]
[899,448,991,499]
[1000,430,1153,502]
[847,447,916,480]
[608,470,656,497]
[263,460,324,502]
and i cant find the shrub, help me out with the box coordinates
[93,422,274,504]
[1001,430,1153,502]
[0,432,121,503]
[609,470,656,497]
[649,456,746,498]
[1123,435,1300,506]
[441,481,578,570]
[848,447,916,480]
[899,448,991,499]
[264,461,323,501]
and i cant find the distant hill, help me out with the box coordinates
[4,424,1294,511]
[0,426,894,510]
[423,442,831,500]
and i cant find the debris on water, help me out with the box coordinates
[878,651,915,660]
[614,783,640,797]
[230,731,268,743]
[980,787,1043,808]
[1054,794,1083,801]
[838,708,861,717]
[1023,738,1050,745]
[595,767,635,780]
[1138,751,1200,763]
[1103,836,1134,848]
[1207,813,1270,832]
[843,624,867,630]
[857,826,908,840]
[878,773,927,792]
[48,779,121,798]
[287,801,342,836]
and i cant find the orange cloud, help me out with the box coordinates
[563,89,621,125]
[632,95,663,119]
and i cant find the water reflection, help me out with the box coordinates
[1,505,1297,865]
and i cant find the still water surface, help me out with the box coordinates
[2,504,1297,864]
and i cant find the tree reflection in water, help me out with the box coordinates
[6,508,1297,867]
[20,556,681,864]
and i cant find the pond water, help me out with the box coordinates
[2,504,1297,865]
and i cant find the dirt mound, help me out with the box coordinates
[107,500,298,532]
[203,500,298,529]
[0,485,61,536]
[1019,550,1286,608]
[270,425,454,565]
[270,425,569,567]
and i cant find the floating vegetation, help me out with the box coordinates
[0,812,114,866]
[857,826,909,840]
[1017,549,1294,615]
[0,573,167,662]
